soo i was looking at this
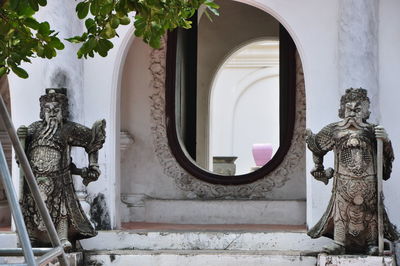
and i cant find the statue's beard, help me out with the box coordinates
[338,116,369,129]
[41,118,61,139]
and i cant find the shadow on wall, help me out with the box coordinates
[90,193,111,230]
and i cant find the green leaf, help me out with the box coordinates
[110,17,120,29]
[36,43,45,57]
[149,35,160,48]
[90,0,99,15]
[44,46,55,59]
[76,1,90,19]
[204,0,219,10]
[85,18,96,31]
[11,66,28,79]
[16,0,35,16]
[87,37,97,50]
[38,22,51,35]
[9,0,20,10]
[97,39,109,56]
[119,16,130,25]
[49,37,65,50]
[98,38,113,50]
[37,0,46,6]
[103,23,116,39]
[100,2,114,16]
[27,0,39,11]
[24,17,40,30]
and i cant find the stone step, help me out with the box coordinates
[80,229,332,252]
[0,231,396,265]
[84,250,396,266]
[0,252,82,266]
[85,250,318,266]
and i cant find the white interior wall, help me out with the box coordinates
[211,67,279,175]
[120,38,183,199]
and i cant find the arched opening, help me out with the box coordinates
[114,0,308,226]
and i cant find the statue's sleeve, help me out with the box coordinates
[68,120,106,153]
[306,124,335,157]
[383,139,394,181]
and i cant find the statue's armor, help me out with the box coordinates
[307,121,398,251]
[21,120,105,245]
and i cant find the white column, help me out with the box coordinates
[338,0,380,123]
[36,0,84,121]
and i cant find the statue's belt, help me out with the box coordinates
[33,166,70,178]
[335,172,376,181]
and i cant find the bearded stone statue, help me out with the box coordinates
[17,88,106,250]
[306,88,398,255]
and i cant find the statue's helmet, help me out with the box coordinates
[39,88,69,121]
[338,87,370,119]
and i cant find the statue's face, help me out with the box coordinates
[43,102,62,123]
[344,100,369,120]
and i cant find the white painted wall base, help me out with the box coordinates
[138,199,306,225]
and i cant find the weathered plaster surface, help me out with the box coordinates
[143,199,305,224]
[80,230,331,251]
[318,254,394,266]
[338,0,380,123]
[85,251,317,266]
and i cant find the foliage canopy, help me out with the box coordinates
[0,0,218,78]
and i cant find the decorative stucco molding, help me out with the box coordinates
[120,131,134,153]
[149,38,306,199]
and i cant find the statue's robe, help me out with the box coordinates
[21,120,105,245]
[307,121,398,251]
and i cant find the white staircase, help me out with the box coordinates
[1,227,397,265]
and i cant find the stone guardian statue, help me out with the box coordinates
[306,88,398,255]
[17,88,106,250]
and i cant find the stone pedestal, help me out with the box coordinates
[318,254,395,266]
[212,156,238,175]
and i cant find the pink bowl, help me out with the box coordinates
[252,143,273,166]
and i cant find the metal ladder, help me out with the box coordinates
[0,94,69,266]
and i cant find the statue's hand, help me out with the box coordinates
[305,128,313,141]
[375,125,389,141]
[311,167,333,185]
[83,165,101,186]
[17,126,28,139]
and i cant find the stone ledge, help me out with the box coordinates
[0,252,83,266]
[85,250,317,266]
[80,230,332,251]
[318,254,395,266]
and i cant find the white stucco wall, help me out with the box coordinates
[378,0,400,227]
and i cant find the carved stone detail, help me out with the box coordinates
[149,38,306,199]
[120,131,134,154]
